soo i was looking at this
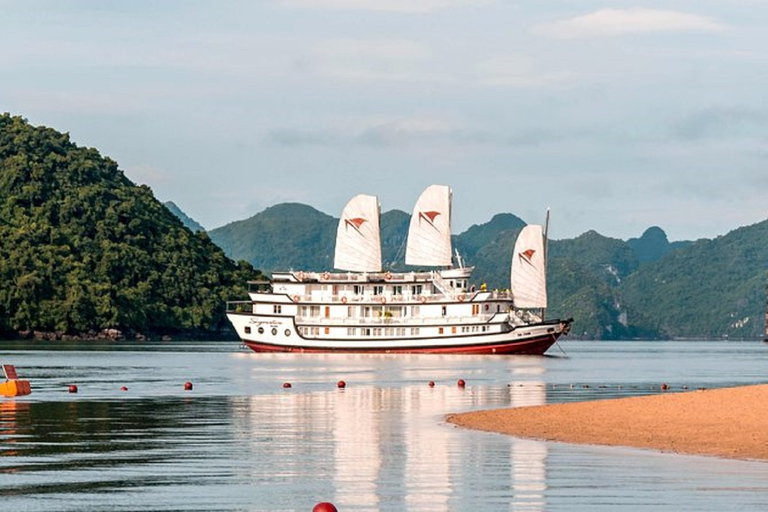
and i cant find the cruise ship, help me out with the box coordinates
[226,185,572,354]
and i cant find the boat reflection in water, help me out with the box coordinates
[233,358,548,511]
[510,366,548,512]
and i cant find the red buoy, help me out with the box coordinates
[184,381,193,391]
[457,379,466,388]
[120,386,128,391]
[660,383,669,391]
[337,380,346,389]
[313,502,338,512]
[428,381,435,388]
[68,384,78,393]
[283,382,292,388]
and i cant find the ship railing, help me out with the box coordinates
[226,301,254,313]
[288,270,455,283]
[288,290,513,303]
[430,271,455,296]
[295,315,496,326]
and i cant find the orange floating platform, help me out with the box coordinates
[1,365,31,397]
[0,379,31,397]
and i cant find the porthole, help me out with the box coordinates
[258,327,264,334]
[284,329,291,337]
[244,326,251,334]
[271,328,278,336]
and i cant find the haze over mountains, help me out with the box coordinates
[2,114,765,341]
[203,203,767,341]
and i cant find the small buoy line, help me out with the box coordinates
[1,373,699,400]
[60,381,196,394]
[49,380,699,396]
[49,378,478,395]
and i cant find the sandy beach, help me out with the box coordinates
[447,384,768,461]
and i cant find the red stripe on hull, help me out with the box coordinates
[242,333,560,355]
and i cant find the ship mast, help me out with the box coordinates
[542,208,550,321]
[764,276,768,342]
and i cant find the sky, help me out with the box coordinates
[2,0,767,242]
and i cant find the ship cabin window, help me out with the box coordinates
[363,306,372,318]
[393,285,403,296]
[497,305,501,312]
[373,285,383,296]
[354,285,364,295]
[389,306,404,318]
[438,327,444,334]
[258,327,264,334]
[347,306,356,318]
[347,328,356,336]
[310,305,320,317]
[363,328,372,336]
[373,306,383,318]
[449,281,454,288]
[244,326,251,334]
[411,327,420,335]
[273,305,282,314]
[411,285,423,295]
[385,328,394,336]
[441,305,447,316]
[472,304,480,315]
[411,306,420,317]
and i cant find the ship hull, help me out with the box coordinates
[240,334,560,355]
[228,309,570,355]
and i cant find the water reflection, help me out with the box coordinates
[3,341,768,511]
[229,364,549,511]
[509,381,547,512]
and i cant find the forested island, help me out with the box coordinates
[0,114,257,340]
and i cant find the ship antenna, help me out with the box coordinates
[543,207,551,266]
[542,208,551,321]
[454,248,465,269]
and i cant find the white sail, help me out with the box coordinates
[405,185,452,267]
[334,194,382,272]
[510,224,547,309]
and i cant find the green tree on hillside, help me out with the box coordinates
[0,114,258,337]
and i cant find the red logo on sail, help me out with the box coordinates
[345,217,367,235]
[518,249,535,266]
[418,211,441,229]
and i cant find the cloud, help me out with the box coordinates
[534,8,728,38]
[305,38,439,83]
[267,116,492,147]
[359,117,490,146]
[278,0,490,14]
[267,129,339,147]
[673,107,768,140]
[265,117,602,149]
[475,55,570,87]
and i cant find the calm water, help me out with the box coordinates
[1,340,768,511]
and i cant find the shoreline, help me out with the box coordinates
[447,384,768,462]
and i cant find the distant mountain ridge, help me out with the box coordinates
[208,201,768,340]
[164,201,205,232]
